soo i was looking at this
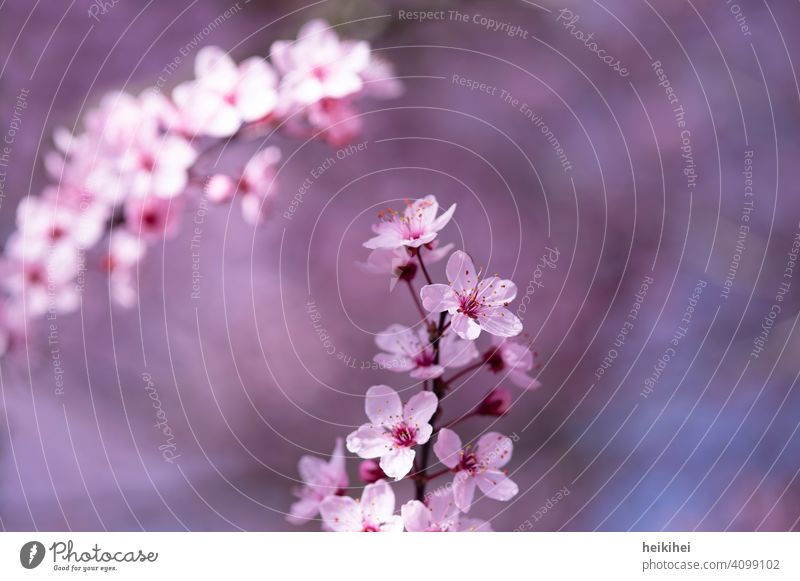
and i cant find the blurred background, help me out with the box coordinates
[0,0,799,531]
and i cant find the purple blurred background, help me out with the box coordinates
[1,0,799,531]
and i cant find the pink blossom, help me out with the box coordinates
[124,195,182,240]
[118,131,197,199]
[360,55,403,99]
[421,250,523,340]
[305,97,362,146]
[205,146,280,225]
[358,459,386,484]
[319,479,403,532]
[364,196,456,250]
[15,194,106,252]
[346,385,438,480]
[476,387,513,417]
[433,428,518,512]
[485,336,542,390]
[271,20,370,107]
[173,46,278,138]
[104,231,145,308]
[401,491,493,532]
[374,323,478,380]
[359,242,453,288]
[3,236,81,318]
[288,438,349,525]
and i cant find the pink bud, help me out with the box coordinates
[477,387,512,416]
[359,460,386,484]
[205,174,236,203]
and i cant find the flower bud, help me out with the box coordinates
[477,387,512,416]
[359,459,386,484]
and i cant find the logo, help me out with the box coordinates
[20,541,46,569]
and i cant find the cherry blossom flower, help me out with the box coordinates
[173,46,278,138]
[484,336,542,390]
[476,387,513,417]
[359,242,453,289]
[288,438,349,525]
[3,237,81,318]
[360,55,403,99]
[346,385,438,480]
[104,231,145,308]
[364,196,456,250]
[15,194,106,252]
[421,250,523,340]
[402,491,493,532]
[118,131,197,199]
[306,97,362,146]
[271,20,370,107]
[205,146,280,224]
[319,479,403,532]
[374,323,478,380]
[433,428,518,512]
[125,195,182,240]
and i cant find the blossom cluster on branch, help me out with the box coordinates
[289,196,542,531]
[0,20,401,355]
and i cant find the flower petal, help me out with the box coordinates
[476,432,514,469]
[452,471,477,512]
[346,424,390,458]
[401,500,431,532]
[379,447,415,480]
[477,307,523,338]
[403,391,438,427]
[420,284,458,313]
[475,469,518,502]
[451,312,482,340]
[445,250,478,295]
[320,495,362,531]
[361,480,396,522]
[433,428,462,469]
[364,385,403,425]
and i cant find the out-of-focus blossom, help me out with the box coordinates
[421,250,522,340]
[364,196,456,250]
[15,194,105,252]
[360,55,403,99]
[205,146,280,224]
[358,459,386,484]
[306,97,362,146]
[125,195,182,240]
[3,237,81,318]
[402,491,492,532]
[173,46,278,138]
[346,385,437,480]
[288,438,349,525]
[359,242,453,289]
[476,387,513,416]
[433,428,518,512]
[373,323,478,380]
[319,479,403,532]
[104,230,145,308]
[118,131,196,199]
[484,336,541,390]
[271,20,370,107]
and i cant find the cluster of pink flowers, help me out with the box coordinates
[0,20,400,355]
[289,195,542,531]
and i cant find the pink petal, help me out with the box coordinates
[452,471,477,513]
[361,480,396,522]
[364,385,403,425]
[287,497,320,525]
[320,495,362,532]
[379,447,415,480]
[373,352,415,373]
[195,46,238,90]
[430,203,456,233]
[475,469,518,502]
[477,307,523,338]
[401,500,431,532]
[420,284,458,313]
[298,455,329,486]
[477,277,518,307]
[375,323,419,355]
[236,58,278,121]
[403,391,438,427]
[346,425,390,458]
[451,312,481,340]
[475,432,513,469]
[510,370,542,390]
[445,250,478,295]
[432,428,462,469]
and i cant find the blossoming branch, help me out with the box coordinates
[289,196,542,532]
[0,20,401,354]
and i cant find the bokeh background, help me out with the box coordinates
[1,0,799,531]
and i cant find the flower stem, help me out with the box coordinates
[416,248,434,285]
[405,279,426,319]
